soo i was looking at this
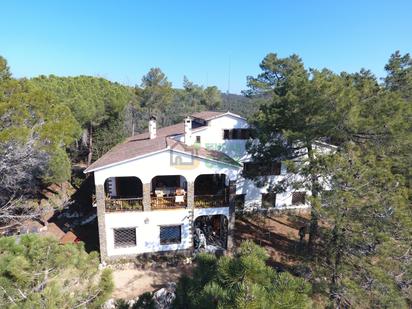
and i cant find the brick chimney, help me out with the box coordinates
[184,116,192,145]
[149,116,157,139]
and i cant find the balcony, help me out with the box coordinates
[105,197,143,212]
[151,196,187,210]
[194,194,228,208]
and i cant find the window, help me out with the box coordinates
[196,136,201,144]
[292,192,306,205]
[244,161,282,176]
[234,194,246,210]
[114,228,136,248]
[160,225,181,245]
[240,129,251,139]
[232,129,241,139]
[223,129,254,140]
[262,193,276,208]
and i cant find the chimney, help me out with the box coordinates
[184,116,192,145]
[149,116,157,139]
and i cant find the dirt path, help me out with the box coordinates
[112,264,193,300]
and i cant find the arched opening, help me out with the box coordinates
[150,175,188,209]
[194,215,228,252]
[194,174,229,208]
[104,177,143,212]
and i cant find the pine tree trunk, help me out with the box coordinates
[87,123,93,166]
[330,225,343,306]
[307,144,319,253]
[308,207,318,252]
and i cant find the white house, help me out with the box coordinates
[85,111,312,261]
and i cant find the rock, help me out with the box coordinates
[128,298,136,307]
[183,257,192,264]
[152,282,176,309]
[102,298,115,309]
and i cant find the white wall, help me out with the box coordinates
[194,207,229,220]
[105,205,230,257]
[105,209,191,256]
[176,114,250,161]
[94,150,241,186]
[236,176,294,210]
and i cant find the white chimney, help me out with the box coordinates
[184,116,192,145]
[149,116,157,139]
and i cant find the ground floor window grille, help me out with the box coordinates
[114,228,136,248]
[292,192,306,205]
[160,225,182,245]
[261,193,276,208]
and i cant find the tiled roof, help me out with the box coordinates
[85,112,241,173]
[85,135,168,172]
[166,138,240,167]
[127,122,185,141]
[191,111,226,121]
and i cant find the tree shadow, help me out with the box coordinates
[235,215,310,272]
[47,168,99,253]
[265,214,310,230]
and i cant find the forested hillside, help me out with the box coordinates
[0,57,257,226]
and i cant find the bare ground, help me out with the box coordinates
[111,264,193,300]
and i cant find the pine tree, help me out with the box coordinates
[173,241,311,309]
[0,234,113,308]
[245,53,349,250]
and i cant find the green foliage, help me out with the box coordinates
[92,117,128,161]
[28,74,135,165]
[173,241,311,309]
[42,147,72,184]
[0,234,113,308]
[0,70,82,185]
[132,291,155,308]
[312,145,412,308]
[246,52,412,307]
[132,72,225,131]
[0,80,81,146]
[0,56,11,81]
[28,75,133,127]
[384,50,412,99]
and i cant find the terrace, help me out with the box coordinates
[103,174,230,212]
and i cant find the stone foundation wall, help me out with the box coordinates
[96,184,108,261]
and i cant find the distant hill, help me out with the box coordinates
[219,93,261,118]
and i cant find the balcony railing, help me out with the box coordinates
[105,197,143,212]
[194,194,228,208]
[151,196,187,210]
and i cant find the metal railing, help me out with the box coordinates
[194,194,228,208]
[105,197,143,212]
[151,196,187,210]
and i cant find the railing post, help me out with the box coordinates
[143,183,151,211]
[187,182,195,210]
[187,181,195,249]
[96,184,107,262]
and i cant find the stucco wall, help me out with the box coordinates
[105,209,191,256]
[94,150,241,186]
[105,207,230,257]
[176,114,250,161]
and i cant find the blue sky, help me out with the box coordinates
[1,1,411,93]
